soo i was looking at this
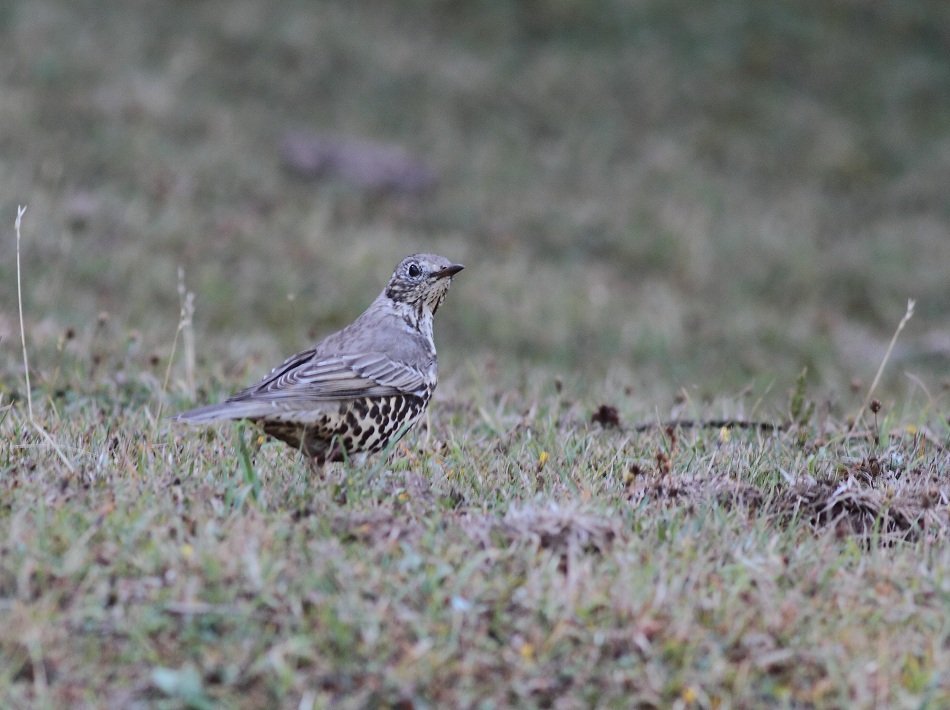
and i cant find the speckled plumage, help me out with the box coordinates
[173,253,463,468]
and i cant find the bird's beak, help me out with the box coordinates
[434,264,464,279]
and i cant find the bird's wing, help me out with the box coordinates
[232,350,427,404]
[173,349,430,423]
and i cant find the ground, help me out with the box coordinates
[1,1,949,707]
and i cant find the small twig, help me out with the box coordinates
[15,206,75,472]
[850,299,915,432]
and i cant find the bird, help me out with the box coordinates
[172,253,463,470]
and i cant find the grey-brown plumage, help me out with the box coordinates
[173,254,463,467]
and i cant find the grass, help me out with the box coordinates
[3,381,949,707]
[2,0,950,707]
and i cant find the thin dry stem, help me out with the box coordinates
[15,205,75,472]
[16,206,32,419]
[850,299,915,432]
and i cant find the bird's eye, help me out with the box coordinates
[407,263,422,279]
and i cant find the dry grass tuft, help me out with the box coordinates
[465,502,622,555]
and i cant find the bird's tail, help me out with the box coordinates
[171,401,268,424]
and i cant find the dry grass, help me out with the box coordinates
[2,0,950,707]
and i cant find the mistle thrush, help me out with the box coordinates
[173,254,463,468]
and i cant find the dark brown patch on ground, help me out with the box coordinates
[591,404,621,429]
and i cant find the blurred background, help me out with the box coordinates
[0,0,947,412]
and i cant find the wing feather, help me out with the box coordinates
[225,350,430,408]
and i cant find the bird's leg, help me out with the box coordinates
[307,453,325,478]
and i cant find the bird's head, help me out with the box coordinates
[385,253,464,315]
